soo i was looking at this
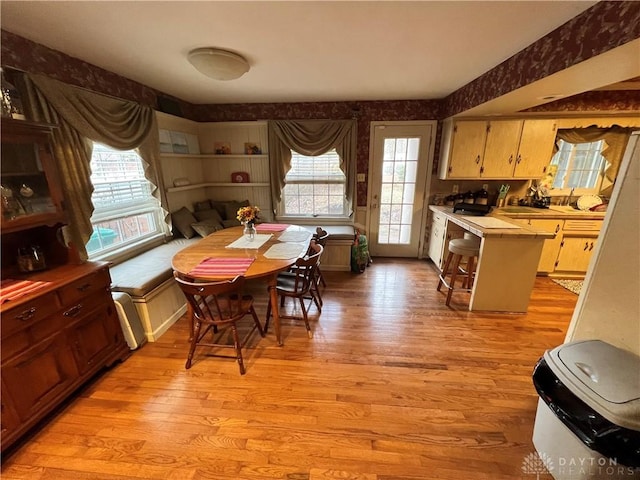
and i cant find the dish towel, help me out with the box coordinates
[0,279,51,304]
[188,257,255,277]
[255,223,290,232]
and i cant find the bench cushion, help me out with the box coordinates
[110,239,198,297]
[301,225,355,241]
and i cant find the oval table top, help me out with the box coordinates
[171,225,312,281]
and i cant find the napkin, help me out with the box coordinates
[278,230,312,243]
[0,279,51,304]
[263,242,308,259]
[255,223,290,232]
[188,257,255,277]
[225,234,272,249]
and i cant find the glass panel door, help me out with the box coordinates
[369,123,433,257]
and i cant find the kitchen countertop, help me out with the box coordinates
[429,205,555,239]
[492,205,606,220]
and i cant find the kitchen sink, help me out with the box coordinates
[499,206,540,213]
[548,205,581,213]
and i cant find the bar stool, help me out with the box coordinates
[436,235,480,306]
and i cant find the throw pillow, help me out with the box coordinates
[171,207,198,239]
[210,201,228,219]
[194,208,223,223]
[191,220,224,237]
[223,199,250,223]
[222,219,241,228]
[193,200,212,212]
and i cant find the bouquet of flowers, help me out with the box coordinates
[237,205,260,225]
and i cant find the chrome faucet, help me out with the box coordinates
[566,187,575,206]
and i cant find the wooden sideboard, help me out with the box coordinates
[1,118,129,452]
[1,262,130,452]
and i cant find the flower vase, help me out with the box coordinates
[243,221,256,241]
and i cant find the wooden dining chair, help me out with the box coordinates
[265,244,323,339]
[174,273,265,375]
[313,227,329,293]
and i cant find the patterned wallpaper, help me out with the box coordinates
[523,90,640,113]
[0,30,190,113]
[441,1,640,118]
[2,1,638,206]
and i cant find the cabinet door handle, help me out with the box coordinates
[64,304,83,317]
[77,283,92,292]
[516,154,522,164]
[16,307,37,321]
[589,242,594,251]
[583,242,589,251]
[508,154,513,164]
[475,155,481,164]
[555,224,560,233]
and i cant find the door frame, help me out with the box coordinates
[366,120,437,258]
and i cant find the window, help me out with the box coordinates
[281,149,347,217]
[550,139,607,194]
[87,143,165,258]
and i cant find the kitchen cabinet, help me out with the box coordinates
[554,219,602,273]
[509,218,563,273]
[0,263,129,452]
[555,236,598,272]
[511,120,559,179]
[1,119,66,234]
[503,214,603,276]
[428,210,465,272]
[438,118,557,180]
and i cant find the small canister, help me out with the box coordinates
[463,191,475,204]
[475,188,489,205]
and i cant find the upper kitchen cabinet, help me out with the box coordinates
[511,119,558,179]
[1,118,66,234]
[438,118,557,180]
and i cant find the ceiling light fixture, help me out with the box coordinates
[187,47,250,81]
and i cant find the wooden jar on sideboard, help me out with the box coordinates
[1,118,129,453]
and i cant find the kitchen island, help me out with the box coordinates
[429,206,555,312]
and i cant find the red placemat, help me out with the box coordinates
[255,223,290,232]
[188,257,255,277]
[1,279,52,304]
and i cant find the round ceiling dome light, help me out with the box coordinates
[187,47,250,81]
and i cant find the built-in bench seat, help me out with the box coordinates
[301,225,355,271]
[110,238,198,342]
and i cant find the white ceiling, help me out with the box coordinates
[0,1,614,106]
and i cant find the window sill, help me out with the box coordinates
[275,215,353,227]
[89,234,169,266]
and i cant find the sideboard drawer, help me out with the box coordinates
[57,268,111,305]
[2,292,60,338]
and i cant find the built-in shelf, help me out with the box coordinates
[167,182,270,193]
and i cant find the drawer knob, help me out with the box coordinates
[16,307,37,321]
[64,304,83,317]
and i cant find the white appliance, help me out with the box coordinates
[111,291,147,350]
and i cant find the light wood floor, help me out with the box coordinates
[2,258,578,480]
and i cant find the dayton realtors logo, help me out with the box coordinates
[522,452,639,479]
[521,451,554,479]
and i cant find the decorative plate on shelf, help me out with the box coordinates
[576,194,602,211]
[231,171,250,183]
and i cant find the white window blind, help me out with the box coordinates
[87,144,164,258]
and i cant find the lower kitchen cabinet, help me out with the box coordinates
[555,235,598,272]
[510,218,563,273]
[428,210,465,272]
[0,263,129,452]
[506,215,602,276]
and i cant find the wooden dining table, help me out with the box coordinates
[171,225,312,346]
